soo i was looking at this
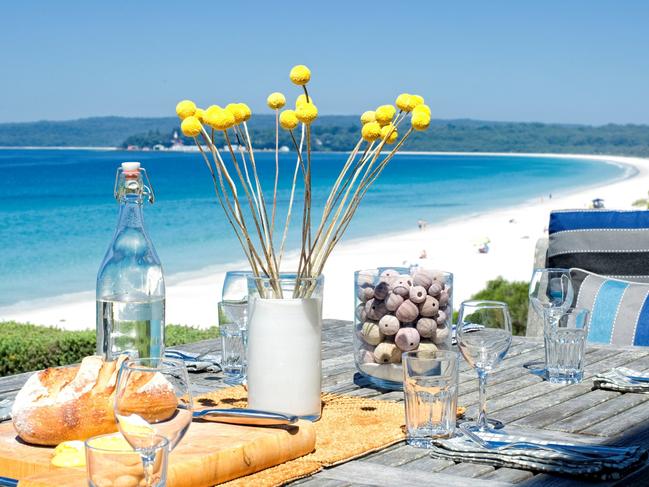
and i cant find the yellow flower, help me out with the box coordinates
[290,65,311,85]
[395,93,417,112]
[267,92,286,110]
[238,103,252,121]
[360,111,376,125]
[411,94,425,107]
[225,103,246,124]
[361,121,381,142]
[380,124,398,144]
[413,104,431,116]
[295,93,312,107]
[204,106,235,130]
[175,100,196,120]
[411,112,431,131]
[279,110,299,130]
[194,108,205,122]
[181,116,202,137]
[296,102,318,124]
[375,104,396,126]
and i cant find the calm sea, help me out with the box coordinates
[0,149,625,307]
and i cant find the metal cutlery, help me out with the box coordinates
[613,367,649,383]
[459,424,623,459]
[193,408,298,426]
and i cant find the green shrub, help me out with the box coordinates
[470,277,529,336]
[0,322,218,377]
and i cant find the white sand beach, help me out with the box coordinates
[1,153,648,331]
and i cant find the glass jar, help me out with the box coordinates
[353,267,453,390]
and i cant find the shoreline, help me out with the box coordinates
[1,152,647,331]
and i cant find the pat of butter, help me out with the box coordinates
[52,440,85,467]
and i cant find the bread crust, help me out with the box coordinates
[11,356,177,446]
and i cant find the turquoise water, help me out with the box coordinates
[0,149,625,307]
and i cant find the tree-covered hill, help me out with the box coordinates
[2,115,649,156]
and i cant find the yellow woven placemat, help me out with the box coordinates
[194,387,408,486]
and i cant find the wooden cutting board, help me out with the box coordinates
[0,418,316,487]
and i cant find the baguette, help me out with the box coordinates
[11,355,177,446]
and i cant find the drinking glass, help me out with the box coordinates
[528,268,574,373]
[544,307,590,384]
[403,350,459,447]
[86,433,169,487]
[456,300,512,432]
[222,270,253,302]
[115,358,193,486]
[218,300,247,384]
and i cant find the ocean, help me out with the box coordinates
[0,149,626,307]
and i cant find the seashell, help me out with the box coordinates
[436,310,447,326]
[360,349,376,364]
[395,327,421,352]
[419,295,440,317]
[433,325,450,345]
[391,276,412,297]
[428,281,443,297]
[365,298,388,321]
[385,292,404,312]
[409,285,427,304]
[412,271,433,289]
[379,268,400,285]
[431,271,447,285]
[357,286,374,303]
[438,290,449,307]
[361,321,383,346]
[395,299,419,323]
[373,281,390,300]
[355,303,367,322]
[356,272,375,287]
[416,341,438,353]
[416,317,437,338]
[378,314,400,336]
[373,342,401,363]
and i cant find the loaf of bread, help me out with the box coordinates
[11,355,178,446]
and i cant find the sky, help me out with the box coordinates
[1,1,648,125]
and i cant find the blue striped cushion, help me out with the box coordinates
[548,210,649,283]
[571,268,649,346]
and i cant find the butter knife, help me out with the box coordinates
[193,408,298,426]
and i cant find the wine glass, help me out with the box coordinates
[528,268,574,374]
[222,270,253,303]
[456,300,512,432]
[114,358,193,486]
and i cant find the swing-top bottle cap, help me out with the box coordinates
[121,162,141,176]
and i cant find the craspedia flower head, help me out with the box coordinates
[205,106,236,130]
[279,109,299,130]
[267,92,286,110]
[225,103,246,124]
[238,103,252,121]
[194,108,205,122]
[411,111,431,131]
[181,116,202,137]
[380,123,398,144]
[396,93,417,112]
[295,93,312,107]
[361,121,381,142]
[413,104,431,116]
[295,102,318,124]
[375,104,396,126]
[360,111,376,125]
[289,65,311,85]
[176,100,197,120]
[411,94,425,107]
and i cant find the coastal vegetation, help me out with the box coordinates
[0,322,218,376]
[1,116,649,155]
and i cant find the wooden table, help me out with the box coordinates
[2,319,649,486]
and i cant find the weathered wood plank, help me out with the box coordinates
[481,467,534,484]
[317,461,513,487]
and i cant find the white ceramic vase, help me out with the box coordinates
[246,274,324,420]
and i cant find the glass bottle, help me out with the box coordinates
[96,162,165,359]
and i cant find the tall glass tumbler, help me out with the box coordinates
[544,307,590,384]
[403,350,459,447]
[218,301,248,385]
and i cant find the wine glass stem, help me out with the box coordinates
[477,370,489,431]
[140,450,156,487]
